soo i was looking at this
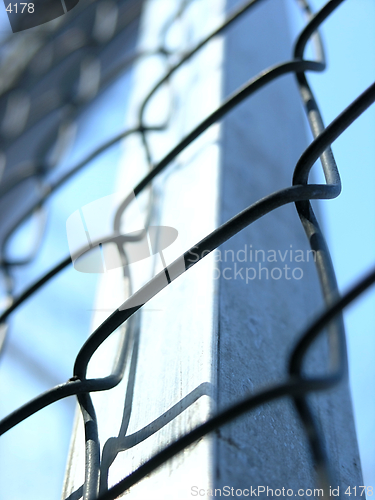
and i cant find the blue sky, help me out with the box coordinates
[0,0,373,498]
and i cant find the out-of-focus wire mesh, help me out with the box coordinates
[0,0,374,499]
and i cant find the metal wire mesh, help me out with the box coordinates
[0,0,374,498]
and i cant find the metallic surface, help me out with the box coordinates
[0,0,373,498]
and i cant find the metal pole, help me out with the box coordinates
[62,0,363,498]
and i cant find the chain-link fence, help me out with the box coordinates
[0,0,374,498]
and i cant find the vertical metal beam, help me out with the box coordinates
[62,0,363,498]
[216,0,362,492]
